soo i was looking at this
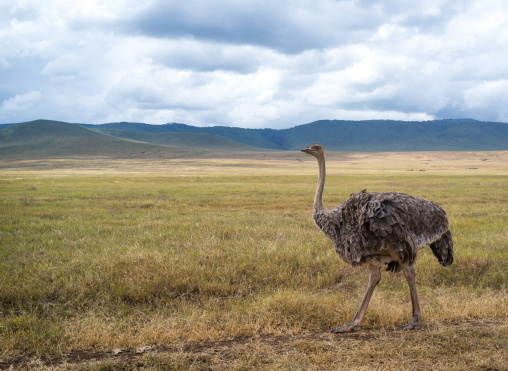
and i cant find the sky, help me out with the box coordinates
[1,0,508,129]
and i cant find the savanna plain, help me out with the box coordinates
[0,151,507,370]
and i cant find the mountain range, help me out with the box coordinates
[1,118,507,159]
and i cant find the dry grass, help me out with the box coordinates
[14,319,503,370]
[0,151,507,370]
[1,149,507,176]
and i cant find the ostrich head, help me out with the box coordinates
[301,143,324,158]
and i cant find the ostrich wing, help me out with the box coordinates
[328,191,449,267]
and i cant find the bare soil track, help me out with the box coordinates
[2,318,506,370]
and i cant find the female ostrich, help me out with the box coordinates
[301,143,453,333]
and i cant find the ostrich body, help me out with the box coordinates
[301,143,453,333]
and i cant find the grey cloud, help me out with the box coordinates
[0,2,39,24]
[0,57,41,97]
[123,0,479,54]
[121,0,387,53]
[151,41,269,73]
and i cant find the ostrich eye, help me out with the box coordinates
[312,146,319,150]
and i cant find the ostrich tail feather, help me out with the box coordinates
[430,230,454,266]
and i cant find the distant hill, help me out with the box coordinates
[0,120,102,144]
[82,122,281,149]
[276,119,508,151]
[85,119,508,151]
[101,129,266,151]
[0,124,15,130]
[1,118,507,159]
[0,120,203,159]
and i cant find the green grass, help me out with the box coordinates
[0,158,507,369]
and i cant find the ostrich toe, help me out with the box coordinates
[398,317,421,330]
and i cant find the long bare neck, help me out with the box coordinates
[314,154,326,210]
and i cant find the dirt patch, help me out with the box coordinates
[2,318,505,370]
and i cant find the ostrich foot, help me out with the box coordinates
[398,317,421,330]
[331,264,381,334]
[331,322,357,333]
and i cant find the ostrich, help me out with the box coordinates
[301,143,453,333]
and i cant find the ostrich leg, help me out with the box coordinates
[399,264,422,330]
[331,264,381,333]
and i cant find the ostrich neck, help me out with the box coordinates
[314,155,326,211]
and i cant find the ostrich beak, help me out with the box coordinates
[301,148,310,154]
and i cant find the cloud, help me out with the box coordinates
[1,91,43,111]
[462,80,508,121]
[124,0,375,54]
[150,39,274,73]
[463,80,508,109]
[1,0,508,128]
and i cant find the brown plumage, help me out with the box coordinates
[302,143,453,332]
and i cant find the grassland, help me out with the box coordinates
[0,151,507,370]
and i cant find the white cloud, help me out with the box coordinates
[463,80,508,109]
[1,91,43,111]
[1,0,508,128]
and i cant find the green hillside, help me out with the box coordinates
[279,119,508,151]
[0,124,14,130]
[2,118,508,158]
[102,129,266,151]
[0,120,102,145]
[0,120,201,159]
[87,119,508,151]
[85,122,281,149]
